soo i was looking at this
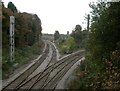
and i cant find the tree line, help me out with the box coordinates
[68,1,120,89]
[2,2,42,48]
[54,25,88,54]
[2,2,43,79]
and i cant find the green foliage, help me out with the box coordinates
[85,1,120,89]
[60,36,75,54]
[14,13,42,47]
[71,25,82,48]
[68,1,120,89]
[2,3,43,79]
[71,25,88,49]
[2,3,42,48]
[88,1,120,61]
[61,45,69,54]
[2,43,43,79]
[7,2,18,13]
[68,36,75,51]
[57,25,86,54]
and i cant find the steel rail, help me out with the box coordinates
[2,42,50,90]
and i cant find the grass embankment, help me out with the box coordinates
[2,42,44,79]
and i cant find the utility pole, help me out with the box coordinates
[85,14,90,72]
[87,14,90,32]
[10,16,15,62]
[67,31,69,44]
[66,31,69,53]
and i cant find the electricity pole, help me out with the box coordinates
[87,14,90,32]
[85,14,90,71]
[10,16,15,62]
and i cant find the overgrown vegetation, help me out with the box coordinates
[68,1,120,89]
[71,25,88,49]
[2,43,44,79]
[54,25,88,54]
[2,2,43,79]
[60,36,75,54]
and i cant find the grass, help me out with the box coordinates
[2,42,44,79]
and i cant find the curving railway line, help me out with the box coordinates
[2,40,85,90]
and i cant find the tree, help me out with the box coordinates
[2,2,43,79]
[88,1,120,60]
[7,2,18,13]
[3,2,42,48]
[80,1,120,89]
[75,24,82,31]
[71,24,82,48]
[54,30,60,41]
[68,1,120,89]
[68,36,75,51]
[61,36,75,54]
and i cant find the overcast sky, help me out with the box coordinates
[2,0,97,34]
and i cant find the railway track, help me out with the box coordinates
[2,41,55,90]
[27,55,79,90]
[2,40,85,90]
[38,51,84,90]
[13,41,58,90]
[13,51,84,90]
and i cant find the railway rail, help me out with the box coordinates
[2,40,85,90]
[14,41,58,90]
[37,51,84,90]
[15,51,84,90]
[2,41,51,90]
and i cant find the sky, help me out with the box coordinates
[2,0,97,34]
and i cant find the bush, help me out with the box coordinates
[2,43,43,79]
[60,36,75,54]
